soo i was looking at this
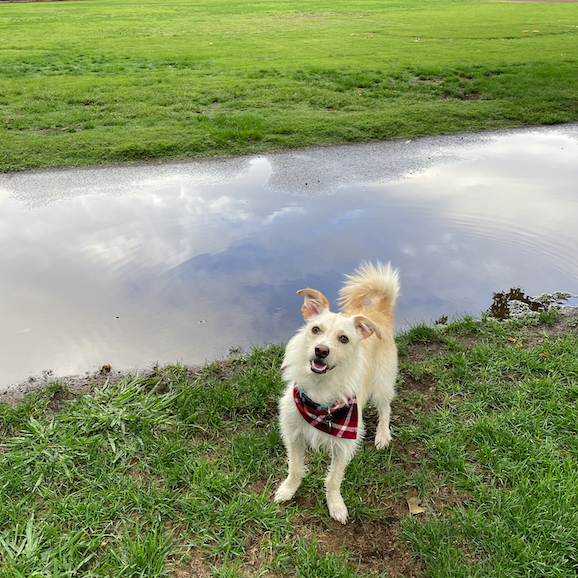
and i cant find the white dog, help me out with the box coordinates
[274,262,400,524]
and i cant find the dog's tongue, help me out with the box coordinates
[313,360,326,371]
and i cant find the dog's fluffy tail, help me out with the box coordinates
[338,261,400,316]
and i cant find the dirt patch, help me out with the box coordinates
[0,360,200,407]
[45,388,77,412]
[172,552,211,578]
[0,367,129,406]
[314,517,423,577]
[539,306,578,335]
[522,306,578,348]
[400,374,438,395]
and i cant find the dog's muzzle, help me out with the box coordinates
[310,345,332,374]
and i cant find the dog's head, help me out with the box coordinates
[297,288,381,375]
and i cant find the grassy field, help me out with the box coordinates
[1,0,578,171]
[1,307,578,577]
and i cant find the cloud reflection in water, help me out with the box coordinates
[1,125,577,388]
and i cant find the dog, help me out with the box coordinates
[274,262,400,524]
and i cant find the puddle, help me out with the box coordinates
[1,124,577,389]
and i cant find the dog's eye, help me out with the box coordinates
[312,326,321,334]
[339,335,349,344]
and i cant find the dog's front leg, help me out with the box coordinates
[275,436,306,503]
[325,445,353,524]
[375,401,392,449]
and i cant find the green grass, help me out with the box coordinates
[2,310,578,576]
[1,0,578,171]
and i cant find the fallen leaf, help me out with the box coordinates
[407,497,427,515]
[533,30,539,33]
[507,337,516,342]
[523,30,529,33]
[539,351,549,358]
[515,340,523,348]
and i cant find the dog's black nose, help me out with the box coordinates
[315,345,330,358]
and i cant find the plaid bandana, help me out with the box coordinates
[293,384,358,439]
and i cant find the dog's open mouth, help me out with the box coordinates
[310,358,331,374]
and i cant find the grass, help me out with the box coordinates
[1,308,578,576]
[1,0,578,171]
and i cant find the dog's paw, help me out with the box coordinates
[327,493,349,525]
[375,427,391,449]
[274,479,298,503]
[375,437,390,449]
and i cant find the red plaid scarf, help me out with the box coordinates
[293,384,358,439]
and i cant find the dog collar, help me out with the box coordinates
[293,385,358,439]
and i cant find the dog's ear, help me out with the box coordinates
[297,289,330,320]
[353,315,382,340]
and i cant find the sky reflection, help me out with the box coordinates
[1,124,577,388]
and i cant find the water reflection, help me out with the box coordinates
[1,124,577,389]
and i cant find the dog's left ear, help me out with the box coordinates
[297,289,330,320]
[353,315,382,340]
